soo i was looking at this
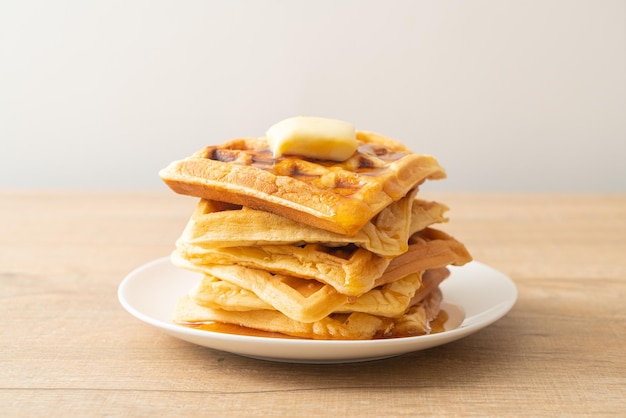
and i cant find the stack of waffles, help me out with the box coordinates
[160,129,472,340]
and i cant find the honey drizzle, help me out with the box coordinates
[177,308,453,340]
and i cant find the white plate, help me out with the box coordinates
[118,258,517,363]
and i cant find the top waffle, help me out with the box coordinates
[159,131,446,236]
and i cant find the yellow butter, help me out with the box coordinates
[265,116,358,161]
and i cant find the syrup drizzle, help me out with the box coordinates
[178,308,456,340]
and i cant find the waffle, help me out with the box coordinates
[375,227,473,287]
[174,282,445,340]
[341,268,449,317]
[188,267,449,322]
[159,131,446,236]
[174,296,392,340]
[173,227,471,297]
[176,190,450,258]
[172,243,389,297]
[188,275,271,311]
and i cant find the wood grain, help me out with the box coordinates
[1,191,624,417]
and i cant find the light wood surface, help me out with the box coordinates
[1,191,624,417]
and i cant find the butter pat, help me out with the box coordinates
[265,116,358,161]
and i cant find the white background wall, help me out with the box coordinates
[1,0,624,192]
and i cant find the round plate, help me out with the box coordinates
[118,258,517,363]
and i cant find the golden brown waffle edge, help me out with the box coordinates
[159,131,446,236]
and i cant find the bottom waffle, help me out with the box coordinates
[174,287,444,340]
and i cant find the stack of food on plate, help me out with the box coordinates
[159,116,472,340]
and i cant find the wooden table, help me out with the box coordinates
[1,191,624,417]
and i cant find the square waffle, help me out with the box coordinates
[159,131,446,236]
[173,284,444,340]
[174,297,392,340]
[176,189,450,257]
[173,227,472,297]
[172,243,389,297]
[377,228,473,286]
[187,268,449,323]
